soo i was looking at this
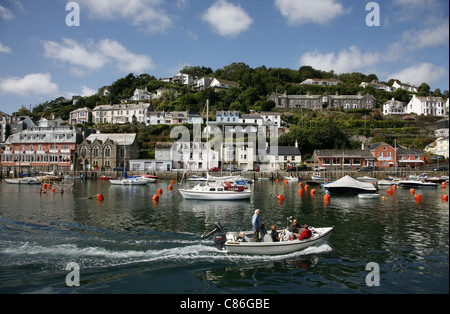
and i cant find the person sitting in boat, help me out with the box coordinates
[298,225,312,240]
[259,222,267,242]
[270,225,283,242]
[290,219,304,239]
[252,209,262,242]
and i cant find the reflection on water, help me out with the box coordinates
[0,178,448,294]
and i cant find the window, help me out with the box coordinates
[104,146,111,158]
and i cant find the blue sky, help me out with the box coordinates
[0,0,448,115]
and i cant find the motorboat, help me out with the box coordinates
[283,176,299,182]
[398,180,438,188]
[132,175,156,183]
[378,179,396,187]
[109,177,149,185]
[323,175,377,194]
[203,223,333,255]
[179,180,252,200]
[358,193,381,199]
[306,174,332,186]
[5,177,41,184]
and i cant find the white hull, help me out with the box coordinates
[358,193,381,199]
[398,180,437,188]
[179,189,251,200]
[224,227,333,255]
[109,178,149,185]
[5,177,41,184]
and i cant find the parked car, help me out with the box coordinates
[226,167,241,172]
[254,167,260,172]
[314,166,325,171]
[358,166,374,172]
[209,167,220,172]
[113,166,129,171]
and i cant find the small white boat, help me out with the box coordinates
[5,177,41,184]
[109,177,149,185]
[213,227,333,255]
[398,180,438,188]
[283,176,299,181]
[358,193,381,199]
[179,181,252,200]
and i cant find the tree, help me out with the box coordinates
[418,82,431,95]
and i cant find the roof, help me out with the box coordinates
[85,133,136,145]
[314,149,375,159]
[267,146,301,155]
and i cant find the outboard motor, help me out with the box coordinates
[201,222,226,250]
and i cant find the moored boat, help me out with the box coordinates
[358,193,381,199]
[398,180,438,188]
[323,175,377,195]
[5,177,41,184]
[109,177,149,185]
[179,180,252,200]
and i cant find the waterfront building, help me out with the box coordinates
[75,133,139,172]
[396,148,425,168]
[313,149,376,169]
[268,91,376,110]
[425,137,449,159]
[263,142,301,171]
[1,125,83,171]
[365,142,397,168]
[216,111,240,123]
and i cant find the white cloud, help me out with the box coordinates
[299,46,380,74]
[0,4,14,20]
[275,0,348,26]
[97,39,154,73]
[0,42,12,54]
[0,73,59,96]
[202,0,253,38]
[77,0,173,33]
[42,38,154,75]
[387,63,447,86]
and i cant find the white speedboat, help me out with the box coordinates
[324,175,377,195]
[109,177,149,185]
[358,193,381,199]
[284,176,299,181]
[179,181,252,200]
[212,226,333,255]
[5,177,41,184]
[398,180,438,188]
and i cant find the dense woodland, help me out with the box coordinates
[12,63,448,160]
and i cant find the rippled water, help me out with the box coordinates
[0,178,448,294]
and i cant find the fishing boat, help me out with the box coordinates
[323,175,377,194]
[397,180,438,188]
[203,223,333,255]
[109,177,149,185]
[179,180,252,200]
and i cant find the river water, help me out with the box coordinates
[0,178,448,296]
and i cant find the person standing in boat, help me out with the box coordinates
[252,209,262,242]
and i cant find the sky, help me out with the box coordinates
[0,0,448,115]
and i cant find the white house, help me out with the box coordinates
[130,88,151,102]
[392,80,419,93]
[69,107,92,125]
[210,78,239,90]
[425,137,449,159]
[171,141,219,171]
[383,98,405,115]
[196,76,214,90]
[406,94,447,116]
[300,78,342,86]
[93,104,150,124]
[361,80,395,92]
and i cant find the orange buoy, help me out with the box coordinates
[157,188,163,194]
[298,189,304,196]
[442,182,446,188]
[276,178,279,183]
[324,194,330,202]
[298,182,302,187]
[51,188,56,193]
[152,194,159,201]
[97,194,104,201]
[305,184,309,191]
[442,194,448,202]
[277,194,284,200]
[43,184,48,189]
[410,188,415,195]
[392,184,397,190]
[310,189,316,196]
[388,189,393,195]
[168,185,173,191]
[171,180,175,184]
[40,190,46,194]
[415,194,422,203]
